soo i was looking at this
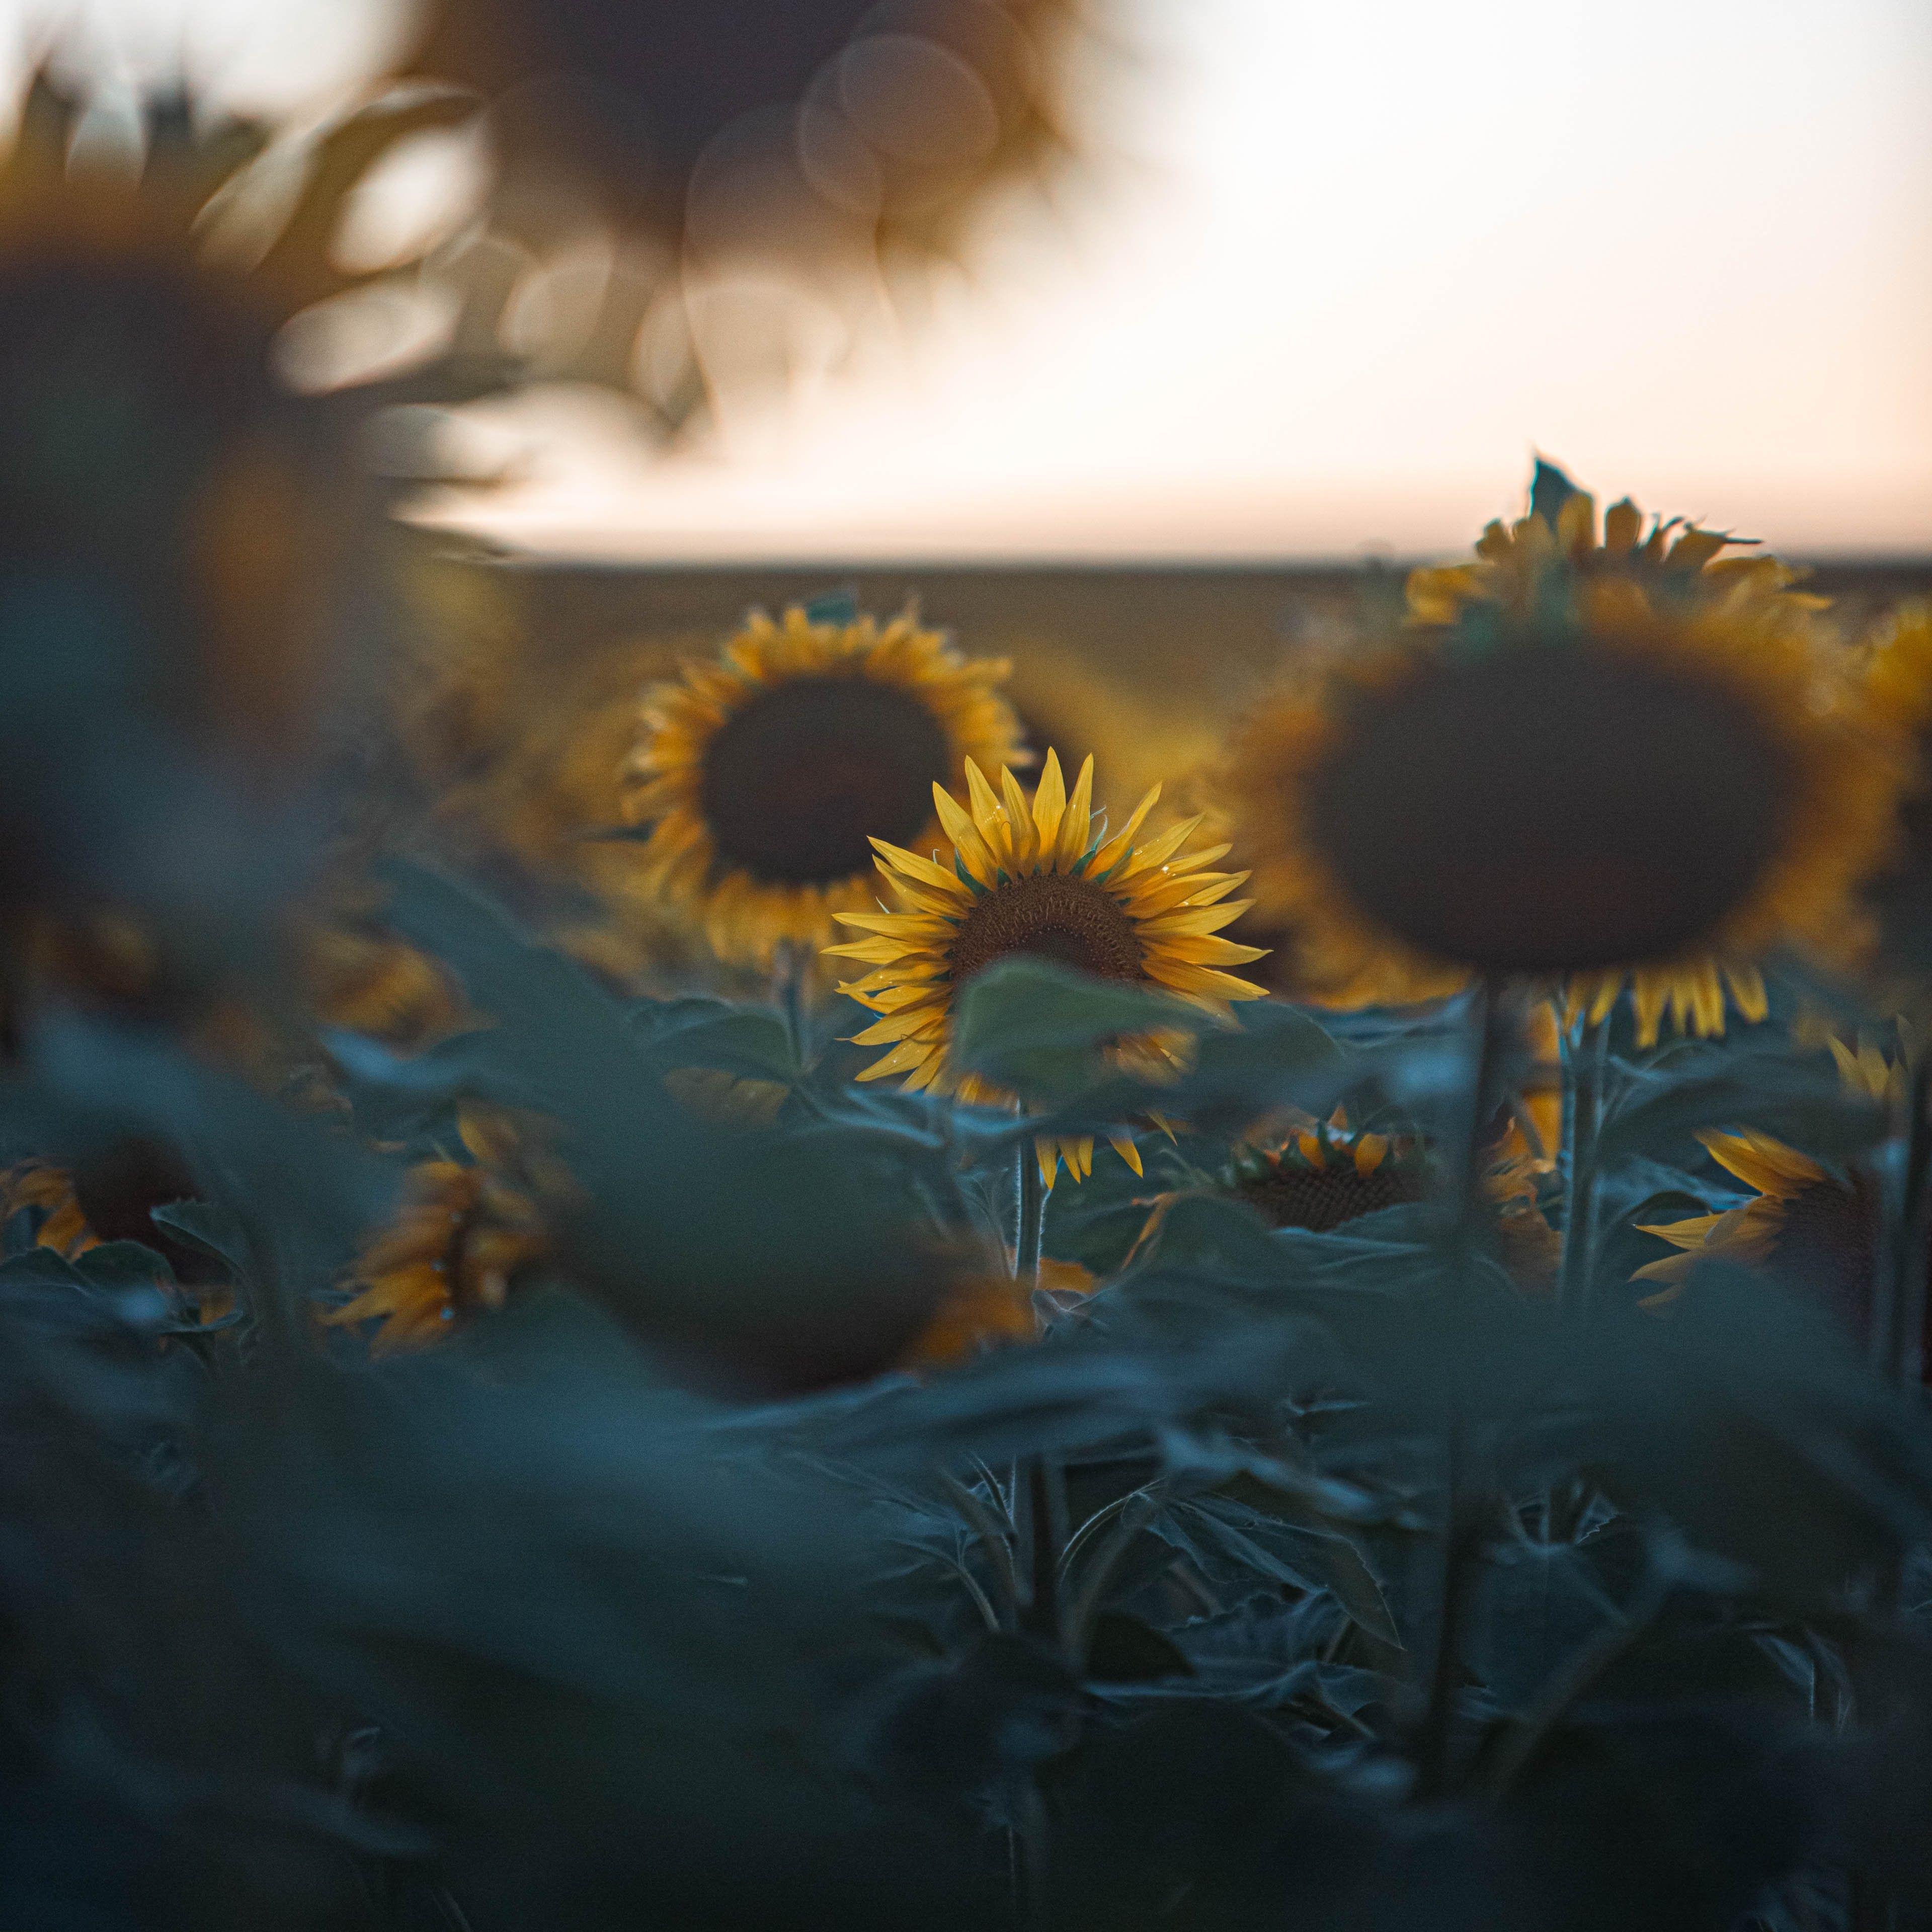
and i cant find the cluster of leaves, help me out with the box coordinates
[4,850,1932,1930]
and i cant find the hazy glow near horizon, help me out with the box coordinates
[8,0,1932,558]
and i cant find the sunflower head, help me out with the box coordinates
[623,604,1022,965]
[414,0,1089,250]
[326,1110,550,1354]
[827,750,1266,1182]
[1218,497,1900,1030]
[1406,459,1829,633]
[2,1138,231,1296]
[1224,1116,1429,1233]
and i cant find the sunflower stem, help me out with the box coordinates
[773,941,813,1075]
[1879,1049,1932,1386]
[1014,1139,1045,1287]
[1557,1008,1612,1317]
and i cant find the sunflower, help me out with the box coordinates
[1855,603,1932,982]
[1,1140,233,1300]
[827,750,1267,1186]
[1633,1039,1905,1345]
[0,77,474,913]
[1223,1115,1429,1233]
[1215,481,1900,1041]
[1131,1106,1558,1286]
[902,1255,1094,1369]
[325,1111,549,1354]
[408,0,1096,412]
[622,605,1024,966]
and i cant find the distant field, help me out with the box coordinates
[479,556,1932,807]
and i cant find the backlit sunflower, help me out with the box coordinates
[408,0,1098,419]
[622,605,1023,966]
[1634,1039,1908,1351]
[325,1110,549,1354]
[1215,481,1900,1040]
[0,76,472,910]
[827,750,1266,1186]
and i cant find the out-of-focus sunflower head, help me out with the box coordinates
[1855,603,1932,992]
[1405,457,1832,634]
[407,0,1101,422]
[0,74,476,917]
[1216,465,1904,1041]
[623,602,1024,969]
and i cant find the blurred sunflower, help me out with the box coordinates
[828,750,1266,1186]
[1634,1038,1906,1347]
[1216,477,1899,1041]
[0,76,474,912]
[326,1110,550,1354]
[902,1254,1094,1368]
[623,605,1023,967]
[1856,604,1932,983]
[410,0,1095,290]
[1,1139,232,1299]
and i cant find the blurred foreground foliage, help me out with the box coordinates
[7,862,1932,1928]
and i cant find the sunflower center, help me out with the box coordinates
[697,673,950,887]
[948,872,1145,987]
[1303,642,1799,973]
[1234,1158,1426,1234]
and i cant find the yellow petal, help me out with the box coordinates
[931,783,1001,888]
[1000,765,1038,871]
[1108,1133,1144,1177]
[855,1039,939,1082]
[1031,748,1067,857]
[869,839,970,898]
[1089,785,1160,877]
[1056,756,1095,870]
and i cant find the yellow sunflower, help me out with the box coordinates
[1633,1038,1904,1348]
[1855,603,1932,982]
[326,1110,549,1355]
[827,749,1267,1186]
[1215,486,1900,1041]
[623,604,1024,967]
[902,1255,1095,1369]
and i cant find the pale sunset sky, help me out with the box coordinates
[7,0,1931,559]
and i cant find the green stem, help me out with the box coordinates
[1014,1139,1045,1286]
[774,940,812,1076]
[1557,1009,1611,1317]
[1879,1051,1932,1386]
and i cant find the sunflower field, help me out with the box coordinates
[4,7,1932,1930]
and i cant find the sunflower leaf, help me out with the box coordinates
[949,956,1210,1105]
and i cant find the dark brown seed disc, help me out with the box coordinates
[1303,643,1799,973]
[697,673,951,887]
[1233,1158,1426,1234]
[948,870,1144,986]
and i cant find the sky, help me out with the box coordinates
[6,0,1931,560]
